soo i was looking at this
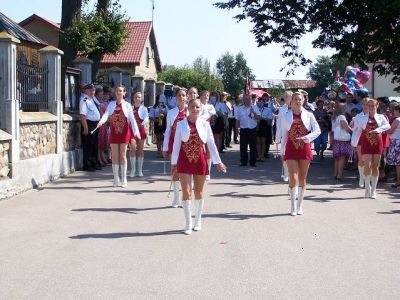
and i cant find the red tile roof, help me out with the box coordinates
[102,22,152,65]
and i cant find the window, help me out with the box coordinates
[146,47,150,68]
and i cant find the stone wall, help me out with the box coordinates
[63,121,81,152]
[0,140,10,178]
[20,123,57,160]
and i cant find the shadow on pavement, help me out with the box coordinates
[210,192,288,199]
[376,210,400,215]
[69,230,182,239]
[71,206,171,214]
[203,212,289,220]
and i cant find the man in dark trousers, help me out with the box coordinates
[235,94,261,167]
[79,83,101,171]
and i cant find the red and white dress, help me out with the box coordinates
[163,107,188,156]
[284,114,313,161]
[360,117,384,155]
[99,100,140,144]
[132,105,148,141]
[172,118,222,175]
[280,109,321,160]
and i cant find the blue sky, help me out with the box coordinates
[2,0,334,79]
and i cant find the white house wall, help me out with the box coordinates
[135,36,157,80]
[365,64,400,98]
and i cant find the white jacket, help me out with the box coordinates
[162,106,189,152]
[99,100,140,137]
[351,113,390,147]
[171,118,222,165]
[275,104,289,143]
[133,105,149,126]
[280,109,321,155]
[200,103,216,121]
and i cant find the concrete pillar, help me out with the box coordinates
[156,81,165,96]
[132,75,144,95]
[108,66,123,88]
[39,46,64,154]
[165,83,173,92]
[144,79,156,107]
[72,57,93,84]
[122,72,132,101]
[0,32,20,167]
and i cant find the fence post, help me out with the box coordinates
[73,57,93,84]
[156,81,165,97]
[132,75,144,95]
[0,32,20,168]
[144,79,156,107]
[108,67,123,87]
[39,46,64,154]
[122,72,132,102]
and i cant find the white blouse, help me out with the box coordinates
[351,113,390,147]
[132,105,149,126]
[162,106,189,152]
[171,118,222,165]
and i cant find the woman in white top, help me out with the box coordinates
[350,99,369,187]
[97,85,140,187]
[275,90,293,182]
[280,92,320,216]
[332,103,353,181]
[386,104,400,188]
[351,99,390,198]
[162,88,189,208]
[171,98,226,235]
[129,92,149,177]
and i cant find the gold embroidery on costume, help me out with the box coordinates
[183,130,202,163]
[288,120,308,149]
[111,111,126,135]
[364,120,378,146]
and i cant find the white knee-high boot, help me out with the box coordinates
[289,187,298,216]
[112,164,120,187]
[358,166,364,188]
[183,200,192,235]
[137,157,144,177]
[206,159,212,181]
[172,181,180,208]
[193,199,204,231]
[282,162,289,182]
[364,175,371,198]
[129,156,136,178]
[297,187,305,215]
[121,164,127,187]
[370,176,378,199]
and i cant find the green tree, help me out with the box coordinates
[158,57,224,92]
[214,0,400,90]
[216,51,255,97]
[307,55,350,90]
[64,0,129,78]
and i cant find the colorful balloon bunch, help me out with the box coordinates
[323,66,371,100]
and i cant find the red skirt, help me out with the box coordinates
[176,125,208,175]
[284,114,313,161]
[284,142,313,161]
[134,124,147,141]
[360,120,383,155]
[109,115,131,144]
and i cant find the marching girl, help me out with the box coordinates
[199,90,216,179]
[275,90,293,182]
[350,98,369,187]
[129,92,149,177]
[163,88,189,207]
[97,85,140,187]
[352,99,390,198]
[149,95,168,158]
[171,98,226,235]
[281,92,321,215]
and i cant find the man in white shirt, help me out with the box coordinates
[79,83,101,171]
[235,94,261,167]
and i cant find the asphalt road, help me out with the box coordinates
[0,144,399,299]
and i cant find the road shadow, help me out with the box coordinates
[203,212,289,220]
[71,206,171,214]
[210,192,288,199]
[69,230,182,239]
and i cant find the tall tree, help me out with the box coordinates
[307,55,350,90]
[216,51,254,97]
[214,0,400,90]
[59,0,83,68]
